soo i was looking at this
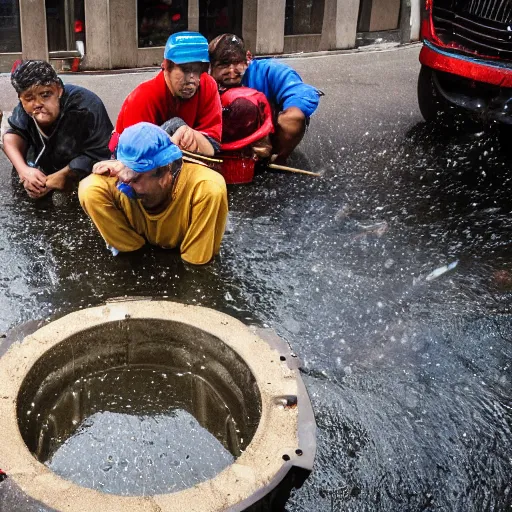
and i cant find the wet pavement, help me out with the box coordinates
[1,45,512,511]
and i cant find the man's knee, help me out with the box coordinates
[78,174,109,209]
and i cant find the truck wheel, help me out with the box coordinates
[417,65,444,122]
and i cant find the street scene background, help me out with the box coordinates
[1,45,512,510]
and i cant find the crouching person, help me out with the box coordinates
[79,122,228,265]
[3,60,113,200]
[209,34,322,164]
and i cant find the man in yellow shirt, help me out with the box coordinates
[78,122,228,265]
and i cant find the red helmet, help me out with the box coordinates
[220,87,274,151]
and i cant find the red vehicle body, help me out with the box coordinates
[418,0,512,124]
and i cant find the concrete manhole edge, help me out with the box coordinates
[0,301,316,512]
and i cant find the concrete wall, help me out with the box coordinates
[283,35,322,53]
[255,0,286,54]
[83,0,111,69]
[320,0,360,50]
[188,0,200,32]
[110,0,137,68]
[19,0,48,60]
[243,0,285,54]
[83,0,137,70]
[411,0,421,41]
[137,47,164,68]
[242,0,258,53]
[0,0,422,72]
[0,53,21,73]
[369,0,401,31]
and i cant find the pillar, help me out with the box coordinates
[19,0,48,61]
[109,0,138,68]
[242,0,285,54]
[320,0,359,50]
[84,0,111,69]
[188,0,199,31]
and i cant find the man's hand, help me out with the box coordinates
[252,135,273,159]
[45,166,77,192]
[93,159,127,177]
[18,165,48,199]
[171,125,199,153]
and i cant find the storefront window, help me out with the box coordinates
[46,0,85,53]
[138,0,188,48]
[199,0,242,41]
[285,0,324,35]
[0,0,22,53]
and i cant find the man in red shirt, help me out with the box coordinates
[115,31,221,156]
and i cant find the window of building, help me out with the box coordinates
[138,0,188,48]
[0,0,22,53]
[46,0,85,53]
[357,0,401,32]
[285,0,324,35]
[199,0,242,41]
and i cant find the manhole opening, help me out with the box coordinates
[16,319,262,496]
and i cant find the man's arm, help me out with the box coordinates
[190,74,222,154]
[161,117,216,155]
[2,132,47,198]
[246,60,320,117]
[171,125,215,155]
[45,165,81,192]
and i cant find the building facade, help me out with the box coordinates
[0,0,421,72]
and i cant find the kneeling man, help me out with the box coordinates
[79,122,228,265]
[3,60,112,199]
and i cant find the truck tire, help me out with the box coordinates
[417,65,445,122]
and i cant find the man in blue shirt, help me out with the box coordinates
[209,34,321,164]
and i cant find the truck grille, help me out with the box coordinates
[467,0,512,22]
[432,0,512,59]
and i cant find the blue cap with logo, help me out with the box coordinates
[164,31,209,64]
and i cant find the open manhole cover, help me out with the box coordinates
[0,301,316,511]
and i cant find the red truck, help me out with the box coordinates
[418,0,512,126]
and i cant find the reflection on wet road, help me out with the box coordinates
[1,47,512,510]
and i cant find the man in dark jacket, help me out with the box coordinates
[2,60,113,200]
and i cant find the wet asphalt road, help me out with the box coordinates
[1,44,512,511]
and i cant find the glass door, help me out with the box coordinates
[46,0,85,54]
[199,0,242,41]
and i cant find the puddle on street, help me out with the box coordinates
[1,113,512,510]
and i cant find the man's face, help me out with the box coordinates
[19,84,62,128]
[118,165,174,211]
[210,60,248,88]
[163,62,204,99]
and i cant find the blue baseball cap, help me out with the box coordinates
[117,122,182,173]
[164,31,209,64]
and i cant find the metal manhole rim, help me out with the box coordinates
[0,300,315,512]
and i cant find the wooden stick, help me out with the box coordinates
[268,163,322,177]
[183,155,215,168]
[181,150,223,163]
